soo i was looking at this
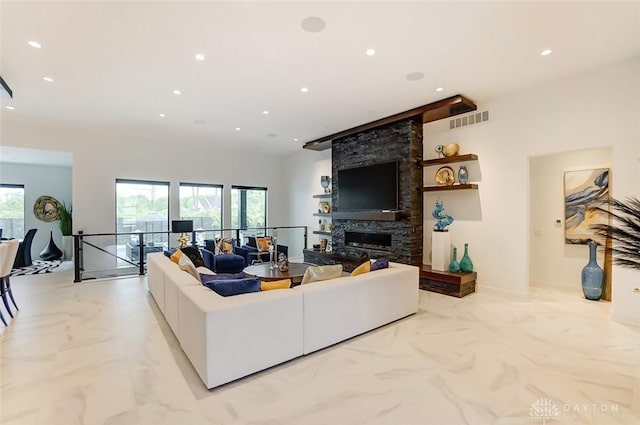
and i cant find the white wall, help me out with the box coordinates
[423,58,639,317]
[0,162,72,259]
[284,148,331,260]
[0,121,290,255]
[529,147,612,288]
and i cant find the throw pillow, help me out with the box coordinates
[180,246,206,268]
[200,272,246,284]
[255,237,271,253]
[371,257,390,271]
[204,278,261,297]
[197,266,215,275]
[301,264,343,285]
[178,253,200,282]
[260,279,292,291]
[170,249,183,264]
[216,237,234,254]
[163,248,177,258]
[351,261,371,276]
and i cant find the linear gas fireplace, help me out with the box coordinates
[345,231,392,251]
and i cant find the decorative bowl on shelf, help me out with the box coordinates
[318,201,331,213]
[435,166,455,185]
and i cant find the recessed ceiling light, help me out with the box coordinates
[301,17,326,33]
[366,48,376,56]
[195,54,205,61]
[435,87,444,92]
[540,49,553,56]
[158,113,166,117]
[293,138,298,142]
[173,89,181,95]
[405,72,424,81]
[5,106,15,110]
[235,127,241,131]
[27,40,42,48]
[43,77,54,82]
[301,87,309,93]
[262,110,269,115]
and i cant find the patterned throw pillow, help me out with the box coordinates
[180,246,206,268]
[216,237,234,254]
[177,253,200,282]
[255,237,271,253]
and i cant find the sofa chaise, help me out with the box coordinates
[147,252,419,389]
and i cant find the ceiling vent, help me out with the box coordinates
[450,110,489,130]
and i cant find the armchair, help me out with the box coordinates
[238,236,288,265]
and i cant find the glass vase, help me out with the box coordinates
[449,246,461,272]
[581,240,603,301]
[460,243,474,272]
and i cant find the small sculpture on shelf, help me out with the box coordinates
[278,252,289,272]
[448,246,461,272]
[460,243,474,272]
[320,175,331,193]
[458,165,469,184]
[433,200,454,231]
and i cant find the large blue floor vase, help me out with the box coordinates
[581,240,604,301]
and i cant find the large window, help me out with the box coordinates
[179,183,223,243]
[116,179,169,251]
[0,184,25,239]
[231,186,267,230]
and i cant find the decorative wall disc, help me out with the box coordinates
[34,195,62,222]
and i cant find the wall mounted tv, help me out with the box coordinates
[338,161,399,211]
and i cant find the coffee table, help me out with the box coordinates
[243,262,314,286]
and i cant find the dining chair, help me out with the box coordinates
[1,239,19,319]
[13,228,37,269]
[0,244,8,326]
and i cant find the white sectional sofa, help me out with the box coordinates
[146,252,419,389]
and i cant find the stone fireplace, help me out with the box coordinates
[330,119,423,266]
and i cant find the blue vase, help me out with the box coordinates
[458,165,469,185]
[460,243,473,272]
[581,240,603,301]
[449,247,460,272]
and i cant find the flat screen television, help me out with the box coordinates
[338,161,399,211]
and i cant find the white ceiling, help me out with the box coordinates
[1,1,639,159]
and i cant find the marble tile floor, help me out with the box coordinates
[1,264,639,425]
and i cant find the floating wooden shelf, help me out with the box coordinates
[419,265,476,297]
[332,210,405,221]
[420,154,478,166]
[312,193,332,199]
[312,231,332,236]
[313,213,332,217]
[421,184,478,192]
[303,95,477,151]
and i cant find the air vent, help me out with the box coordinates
[450,110,489,129]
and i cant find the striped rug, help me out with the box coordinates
[10,260,62,276]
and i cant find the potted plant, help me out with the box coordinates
[592,197,640,270]
[58,202,73,260]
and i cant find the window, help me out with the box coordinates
[231,186,267,230]
[0,184,25,239]
[116,179,169,252]
[179,183,223,243]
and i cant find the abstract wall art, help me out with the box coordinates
[564,168,610,244]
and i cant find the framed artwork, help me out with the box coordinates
[33,195,62,222]
[564,168,609,244]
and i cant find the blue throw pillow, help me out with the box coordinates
[204,278,261,297]
[199,272,246,284]
[164,248,177,258]
[371,257,389,271]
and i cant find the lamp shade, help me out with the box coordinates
[171,220,193,233]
